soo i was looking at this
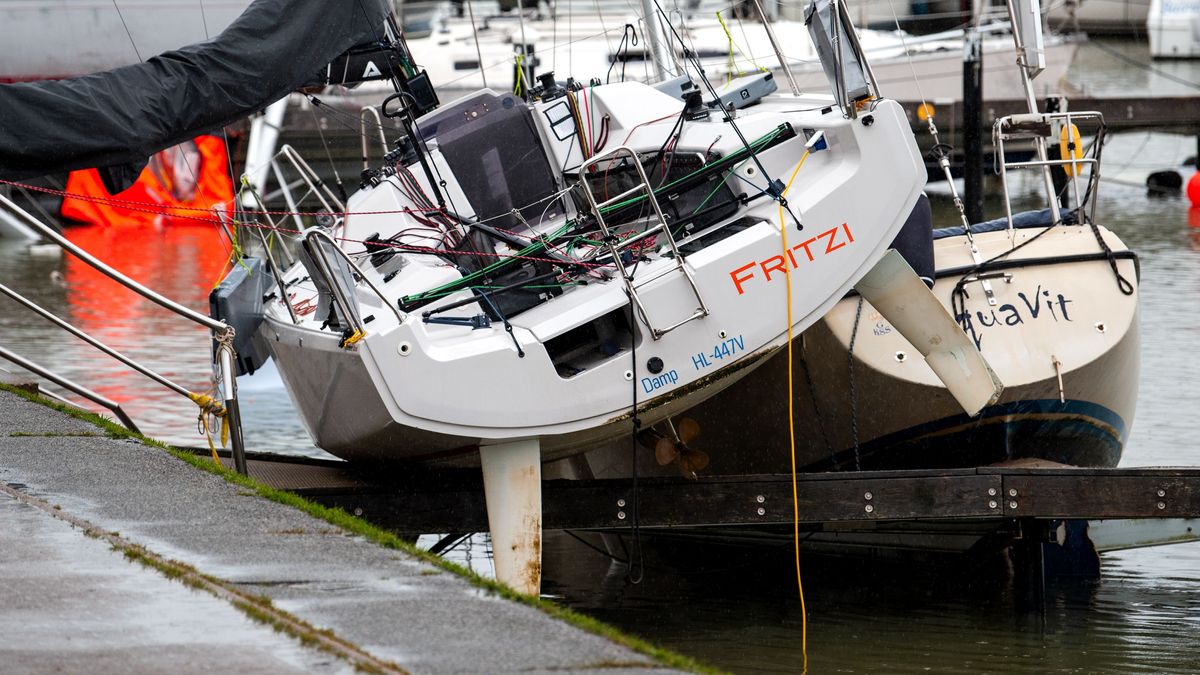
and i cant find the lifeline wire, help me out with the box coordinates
[778,148,811,674]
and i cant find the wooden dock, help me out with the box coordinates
[234,453,1200,533]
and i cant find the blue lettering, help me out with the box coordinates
[1018,285,1043,319]
[642,370,680,394]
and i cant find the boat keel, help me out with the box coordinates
[479,438,543,595]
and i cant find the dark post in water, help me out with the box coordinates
[962,27,984,225]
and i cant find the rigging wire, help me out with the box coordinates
[110,0,143,62]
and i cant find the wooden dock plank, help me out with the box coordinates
[1003,473,1200,519]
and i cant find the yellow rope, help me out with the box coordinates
[716,10,768,84]
[189,391,228,467]
[341,328,366,348]
[514,53,525,97]
[717,11,740,83]
[779,148,811,673]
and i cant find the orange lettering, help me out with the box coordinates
[818,226,845,254]
[793,238,817,262]
[760,255,787,282]
[730,262,756,295]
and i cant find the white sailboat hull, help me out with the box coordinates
[256,87,927,466]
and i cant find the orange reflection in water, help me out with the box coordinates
[61,223,232,406]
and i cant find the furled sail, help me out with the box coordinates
[0,0,390,183]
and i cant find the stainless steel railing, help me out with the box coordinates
[0,192,250,475]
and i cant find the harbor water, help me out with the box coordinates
[2,38,1200,672]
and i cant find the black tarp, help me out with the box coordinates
[0,0,390,183]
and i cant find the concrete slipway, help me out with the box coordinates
[0,387,697,674]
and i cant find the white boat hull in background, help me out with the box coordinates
[1148,0,1200,58]
[409,17,1077,104]
[0,0,251,81]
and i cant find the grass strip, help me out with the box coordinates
[0,382,720,674]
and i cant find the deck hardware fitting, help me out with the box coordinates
[1052,355,1065,403]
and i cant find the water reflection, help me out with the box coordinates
[539,530,1200,673]
[0,222,320,455]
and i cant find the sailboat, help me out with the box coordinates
[0,0,1004,593]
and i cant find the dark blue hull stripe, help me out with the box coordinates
[810,399,1127,472]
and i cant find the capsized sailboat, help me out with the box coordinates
[0,0,1001,594]
[218,0,1007,590]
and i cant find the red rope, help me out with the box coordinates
[1,180,611,268]
[0,178,443,218]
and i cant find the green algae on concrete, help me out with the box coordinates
[0,382,719,675]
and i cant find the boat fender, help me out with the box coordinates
[1059,123,1084,177]
[209,257,272,376]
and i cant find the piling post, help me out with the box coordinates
[1011,519,1047,615]
[962,24,985,225]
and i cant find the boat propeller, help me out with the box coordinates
[639,417,709,477]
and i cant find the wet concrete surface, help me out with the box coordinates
[0,492,353,675]
[0,390,676,674]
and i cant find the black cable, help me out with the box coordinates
[607,24,639,84]
[847,297,863,471]
[309,105,348,202]
[626,295,645,584]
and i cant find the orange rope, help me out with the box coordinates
[779,148,811,673]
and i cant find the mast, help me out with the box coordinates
[962,0,984,224]
[639,0,670,81]
[1005,0,1062,223]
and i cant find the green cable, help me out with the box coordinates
[598,125,786,213]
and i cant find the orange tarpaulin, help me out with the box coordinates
[61,135,234,227]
